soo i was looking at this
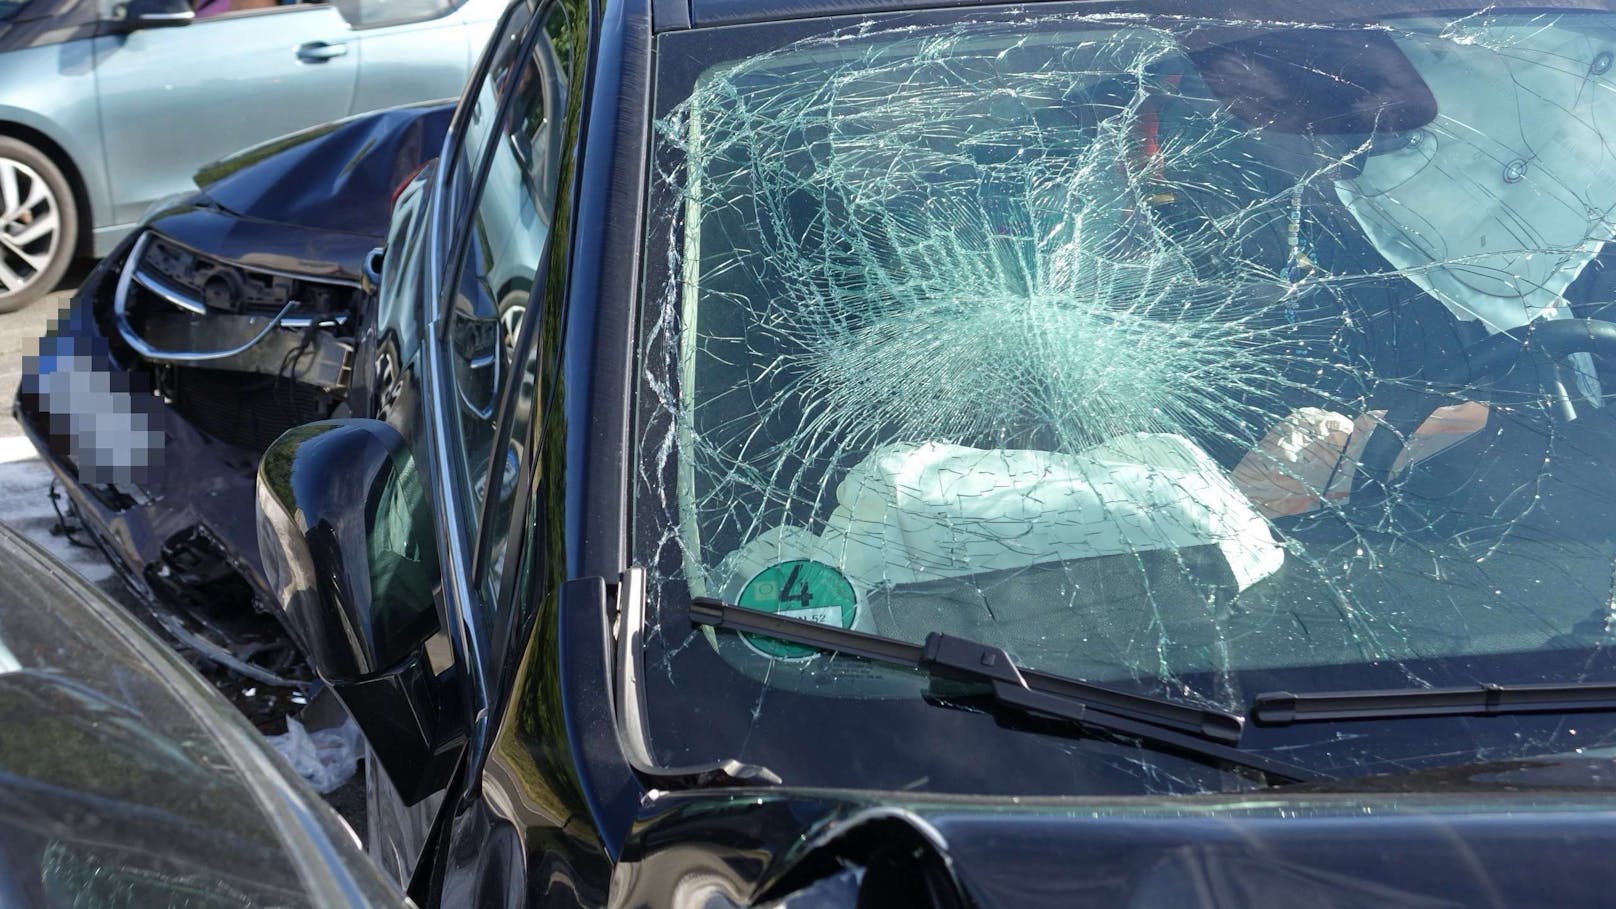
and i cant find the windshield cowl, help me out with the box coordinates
[1278,756,1616,796]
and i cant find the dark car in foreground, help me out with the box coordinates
[0,523,399,908]
[238,0,1616,905]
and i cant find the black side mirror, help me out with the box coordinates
[256,419,460,803]
[111,0,194,30]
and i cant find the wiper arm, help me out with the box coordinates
[691,598,1322,785]
[1254,682,1616,727]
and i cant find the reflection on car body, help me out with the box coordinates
[225,0,1616,905]
[16,0,1616,902]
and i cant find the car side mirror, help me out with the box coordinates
[256,419,461,803]
[111,0,194,30]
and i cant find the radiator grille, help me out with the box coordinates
[168,368,335,454]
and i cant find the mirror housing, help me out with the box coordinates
[257,419,460,803]
[111,0,194,30]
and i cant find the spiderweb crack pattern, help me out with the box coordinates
[639,10,1616,716]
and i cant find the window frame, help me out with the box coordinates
[432,0,535,291]
[423,0,583,684]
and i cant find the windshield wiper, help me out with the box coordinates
[1254,682,1616,727]
[691,598,1322,785]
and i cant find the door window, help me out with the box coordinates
[440,1,535,248]
[442,1,574,603]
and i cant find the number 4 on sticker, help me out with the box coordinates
[778,564,814,608]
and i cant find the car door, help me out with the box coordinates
[91,4,358,225]
[343,0,503,114]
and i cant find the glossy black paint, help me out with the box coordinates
[416,0,646,901]
[255,418,462,803]
[196,103,454,239]
[615,778,1616,908]
[137,102,456,288]
[553,578,641,857]
[399,2,1616,905]
[256,419,436,681]
[70,0,1614,905]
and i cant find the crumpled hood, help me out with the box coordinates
[620,760,1616,908]
[190,101,455,237]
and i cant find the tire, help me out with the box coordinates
[0,137,77,314]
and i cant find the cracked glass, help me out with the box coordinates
[634,5,1616,791]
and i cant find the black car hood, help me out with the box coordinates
[189,101,455,237]
[619,760,1616,908]
[129,101,454,284]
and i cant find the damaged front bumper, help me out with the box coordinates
[15,225,365,687]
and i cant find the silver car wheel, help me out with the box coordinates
[0,157,60,297]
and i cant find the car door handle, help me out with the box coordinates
[296,41,348,63]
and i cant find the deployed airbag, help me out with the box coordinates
[1338,23,1616,334]
[713,435,1284,643]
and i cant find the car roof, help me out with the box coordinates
[658,0,1616,32]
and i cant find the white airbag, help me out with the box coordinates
[713,434,1284,615]
[1337,23,1616,334]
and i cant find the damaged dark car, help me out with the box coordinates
[15,102,452,687]
[33,0,1616,905]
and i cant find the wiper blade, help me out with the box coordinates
[691,597,1322,785]
[1254,682,1616,727]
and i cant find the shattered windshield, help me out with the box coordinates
[634,5,1616,790]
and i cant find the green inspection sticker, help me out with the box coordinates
[736,560,859,660]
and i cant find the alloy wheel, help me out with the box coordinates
[0,157,61,298]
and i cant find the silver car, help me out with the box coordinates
[0,0,502,312]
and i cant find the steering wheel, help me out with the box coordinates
[1356,318,1616,492]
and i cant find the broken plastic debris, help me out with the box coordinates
[266,716,362,794]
